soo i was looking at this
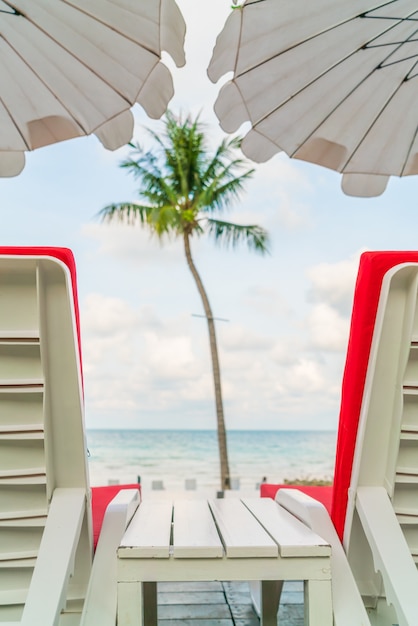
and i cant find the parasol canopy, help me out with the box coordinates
[0,0,186,176]
[208,0,418,197]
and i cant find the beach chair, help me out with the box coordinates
[260,251,418,626]
[0,247,140,626]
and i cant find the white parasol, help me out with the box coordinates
[0,0,185,176]
[208,0,418,197]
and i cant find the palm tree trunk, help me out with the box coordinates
[183,232,231,490]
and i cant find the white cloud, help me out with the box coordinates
[237,155,315,232]
[80,286,341,427]
[255,153,313,192]
[279,357,326,394]
[81,291,214,414]
[81,294,140,385]
[276,192,312,230]
[241,285,292,318]
[270,337,306,364]
[145,333,198,378]
[220,325,272,352]
[82,292,139,335]
[307,251,365,314]
[302,252,365,353]
[307,303,350,352]
[82,222,184,266]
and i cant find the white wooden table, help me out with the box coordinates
[117,498,332,626]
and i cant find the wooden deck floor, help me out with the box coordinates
[157,580,304,625]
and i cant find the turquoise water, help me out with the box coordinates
[86,429,336,491]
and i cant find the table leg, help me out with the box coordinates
[260,580,283,626]
[143,582,158,626]
[303,579,333,626]
[117,581,143,626]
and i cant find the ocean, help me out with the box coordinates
[86,429,337,491]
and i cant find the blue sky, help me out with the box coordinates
[2,0,418,431]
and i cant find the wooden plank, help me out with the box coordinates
[158,603,232,620]
[0,516,46,527]
[0,379,44,387]
[243,498,330,557]
[172,500,223,558]
[0,525,43,561]
[0,425,44,434]
[0,484,47,519]
[0,556,36,568]
[0,475,47,485]
[158,582,223,592]
[0,331,39,340]
[0,467,46,478]
[119,501,173,558]
[158,580,223,588]
[0,567,32,605]
[158,590,226,605]
[208,499,278,558]
[158,620,233,626]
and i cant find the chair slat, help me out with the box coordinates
[209,499,278,557]
[243,498,330,557]
[119,501,173,558]
[173,500,223,558]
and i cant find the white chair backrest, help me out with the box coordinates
[346,263,418,603]
[0,251,91,622]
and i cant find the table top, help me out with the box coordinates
[118,498,330,560]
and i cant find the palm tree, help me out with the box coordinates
[99,111,270,490]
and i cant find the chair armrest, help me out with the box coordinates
[356,486,418,626]
[21,488,86,626]
[276,488,371,626]
[80,488,140,626]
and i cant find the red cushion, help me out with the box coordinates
[261,252,418,541]
[91,484,141,549]
[260,483,333,515]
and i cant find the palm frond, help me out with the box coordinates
[198,168,254,213]
[98,202,153,226]
[120,149,179,209]
[205,219,270,254]
[98,202,181,239]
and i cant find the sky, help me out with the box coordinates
[2,0,418,432]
